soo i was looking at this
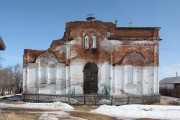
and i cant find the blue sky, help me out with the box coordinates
[0,0,180,79]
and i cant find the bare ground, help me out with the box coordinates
[0,105,159,120]
[0,98,175,120]
[0,105,117,120]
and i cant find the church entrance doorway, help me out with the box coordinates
[83,63,98,94]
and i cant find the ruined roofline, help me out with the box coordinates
[23,49,46,67]
[24,49,46,52]
[65,20,160,29]
[107,36,161,41]
[66,20,112,23]
[117,27,161,30]
[24,49,46,58]
[48,39,66,51]
[65,20,116,28]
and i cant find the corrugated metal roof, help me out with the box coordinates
[159,77,180,84]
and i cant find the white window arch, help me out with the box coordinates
[92,34,96,49]
[84,34,89,50]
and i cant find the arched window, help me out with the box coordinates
[92,34,96,49]
[84,34,89,50]
[121,52,145,85]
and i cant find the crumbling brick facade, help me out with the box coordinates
[23,18,160,97]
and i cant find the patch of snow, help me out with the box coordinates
[37,111,86,120]
[99,99,111,105]
[91,104,180,119]
[0,102,74,111]
[0,95,15,99]
[35,111,70,117]
[38,113,59,120]
[70,98,80,104]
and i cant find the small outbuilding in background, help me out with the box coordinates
[159,76,180,98]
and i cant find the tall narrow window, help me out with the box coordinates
[84,35,89,50]
[126,60,133,84]
[92,34,96,49]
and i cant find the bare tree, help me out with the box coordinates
[13,64,23,94]
[0,66,13,95]
[0,63,22,95]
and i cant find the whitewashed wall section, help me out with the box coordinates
[98,62,111,94]
[56,64,66,94]
[26,63,37,93]
[23,68,27,93]
[34,52,66,94]
[70,60,84,94]
[114,65,158,95]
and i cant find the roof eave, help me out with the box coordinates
[0,36,6,50]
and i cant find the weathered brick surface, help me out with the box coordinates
[23,19,160,67]
[23,49,45,67]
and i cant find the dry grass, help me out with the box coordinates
[2,107,55,112]
[70,105,117,120]
[5,101,26,104]
[160,98,179,105]
[73,105,98,111]
[0,112,36,120]
[69,111,117,120]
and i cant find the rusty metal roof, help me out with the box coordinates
[160,77,180,84]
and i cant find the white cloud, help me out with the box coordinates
[175,64,180,67]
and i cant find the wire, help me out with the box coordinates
[160,47,180,51]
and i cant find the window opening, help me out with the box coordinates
[92,35,96,49]
[84,35,89,50]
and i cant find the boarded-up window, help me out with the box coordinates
[48,62,56,84]
[92,34,96,49]
[127,65,133,84]
[84,34,89,50]
[39,62,46,84]
[137,68,142,84]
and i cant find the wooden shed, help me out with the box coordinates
[159,77,180,98]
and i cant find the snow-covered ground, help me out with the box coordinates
[0,102,77,120]
[0,96,180,119]
[0,94,15,99]
[91,104,180,119]
[0,102,74,111]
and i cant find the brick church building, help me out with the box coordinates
[23,16,160,101]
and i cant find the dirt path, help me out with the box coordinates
[0,104,161,120]
[70,105,117,120]
[0,105,117,120]
[0,112,36,120]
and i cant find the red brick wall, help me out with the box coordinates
[23,20,160,67]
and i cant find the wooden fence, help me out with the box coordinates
[160,88,180,98]
[22,94,160,105]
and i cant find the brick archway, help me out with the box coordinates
[83,63,98,94]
